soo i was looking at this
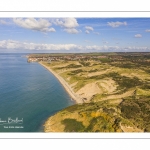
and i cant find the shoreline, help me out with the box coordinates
[39,61,83,104]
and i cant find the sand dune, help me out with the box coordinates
[76,82,102,101]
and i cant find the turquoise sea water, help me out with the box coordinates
[0,53,75,132]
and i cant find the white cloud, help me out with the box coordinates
[93,32,100,35]
[64,28,79,34]
[0,40,22,49]
[13,18,55,32]
[0,40,77,50]
[134,34,142,38]
[84,26,94,34]
[47,28,55,32]
[107,21,127,28]
[54,18,79,28]
[85,26,94,31]
[85,30,90,34]
[145,29,150,32]
[54,18,79,34]
[0,20,9,25]
[0,40,149,52]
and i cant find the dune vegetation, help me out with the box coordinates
[29,53,150,132]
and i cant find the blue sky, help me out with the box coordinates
[0,18,150,53]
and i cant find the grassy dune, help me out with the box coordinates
[42,55,150,132]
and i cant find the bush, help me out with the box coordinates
[68,69,83,75]
[86,116,115,132]
[66,64,82,68]
[88,69,98,72]
[120,101,141,119]
[62,119,85,132]
[119,97,150,131]
[79,61,90,66]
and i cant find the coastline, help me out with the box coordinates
[28,54,150,132]
[39,61,83,104]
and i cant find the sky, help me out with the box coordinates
[0,18,150,53]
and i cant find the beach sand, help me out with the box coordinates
[39,62,83,104]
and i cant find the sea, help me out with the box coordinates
[0,53,75,132]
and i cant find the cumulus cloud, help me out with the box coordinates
[107,21,127,28]
[13,18,56,32]
[145,29,150,32]
[85,30,90,34]
[85,26,94,31]
[84,26,94,34]
[64,28,79,34]
[0,40,149,52]
[47,28,56,32]
[54,18,80,34]
[54,18,79,28]
[134,34,142,38]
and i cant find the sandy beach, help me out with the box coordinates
[39,62,83,104]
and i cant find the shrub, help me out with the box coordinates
[61,119,85,132]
